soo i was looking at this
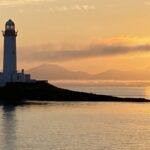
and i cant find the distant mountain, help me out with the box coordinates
[91,69,150,80]
[27,64,91,80]
[27,64,150,80]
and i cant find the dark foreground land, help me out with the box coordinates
[0,81,149,104]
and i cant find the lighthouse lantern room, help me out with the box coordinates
[3,19,17,77]
[0,19,32,85]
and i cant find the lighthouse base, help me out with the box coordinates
[0,70,35,86]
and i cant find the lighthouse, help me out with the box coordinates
[3,19,17,78]
[0,19,32,85]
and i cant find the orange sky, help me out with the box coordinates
[1,0,150,73]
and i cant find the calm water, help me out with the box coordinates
[60,86,150,99]
[1,102,150,150]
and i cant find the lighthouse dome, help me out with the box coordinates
[5,19,15,30]
[6,19,15,26]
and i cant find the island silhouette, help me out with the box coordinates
[0,81,149,105]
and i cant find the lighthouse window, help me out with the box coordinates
[11,25,14,29]
[6,25,10,29]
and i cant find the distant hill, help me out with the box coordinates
[91,69,150,80]
[27,64,150,81]
[27,64,91,80]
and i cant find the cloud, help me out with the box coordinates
[18,44,150,62]
[0,0,55,6]
[0,0,92,7]
[0,0,95,13]
[47,5,95,12]
[146,1,150,6]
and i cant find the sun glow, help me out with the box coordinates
[144,87,150,99]
[93,37,150,46]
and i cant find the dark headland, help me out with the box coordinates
[0,81,149,105]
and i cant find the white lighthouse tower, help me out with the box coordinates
[0,19,32,85]
[3,19,17,80]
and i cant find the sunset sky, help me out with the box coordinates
[1,0,150,73]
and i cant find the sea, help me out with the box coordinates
[0,86,150,150]
[1,102,150,150]
[50,80,150,99]
[58,85,150,99]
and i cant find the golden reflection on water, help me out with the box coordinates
[144,86,150,99]
[1,102,150,150]
[24,101,150,115]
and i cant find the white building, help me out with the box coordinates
[0,19,33,86]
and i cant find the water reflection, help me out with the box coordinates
[0,102,150,150]
[2,105,16,150]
